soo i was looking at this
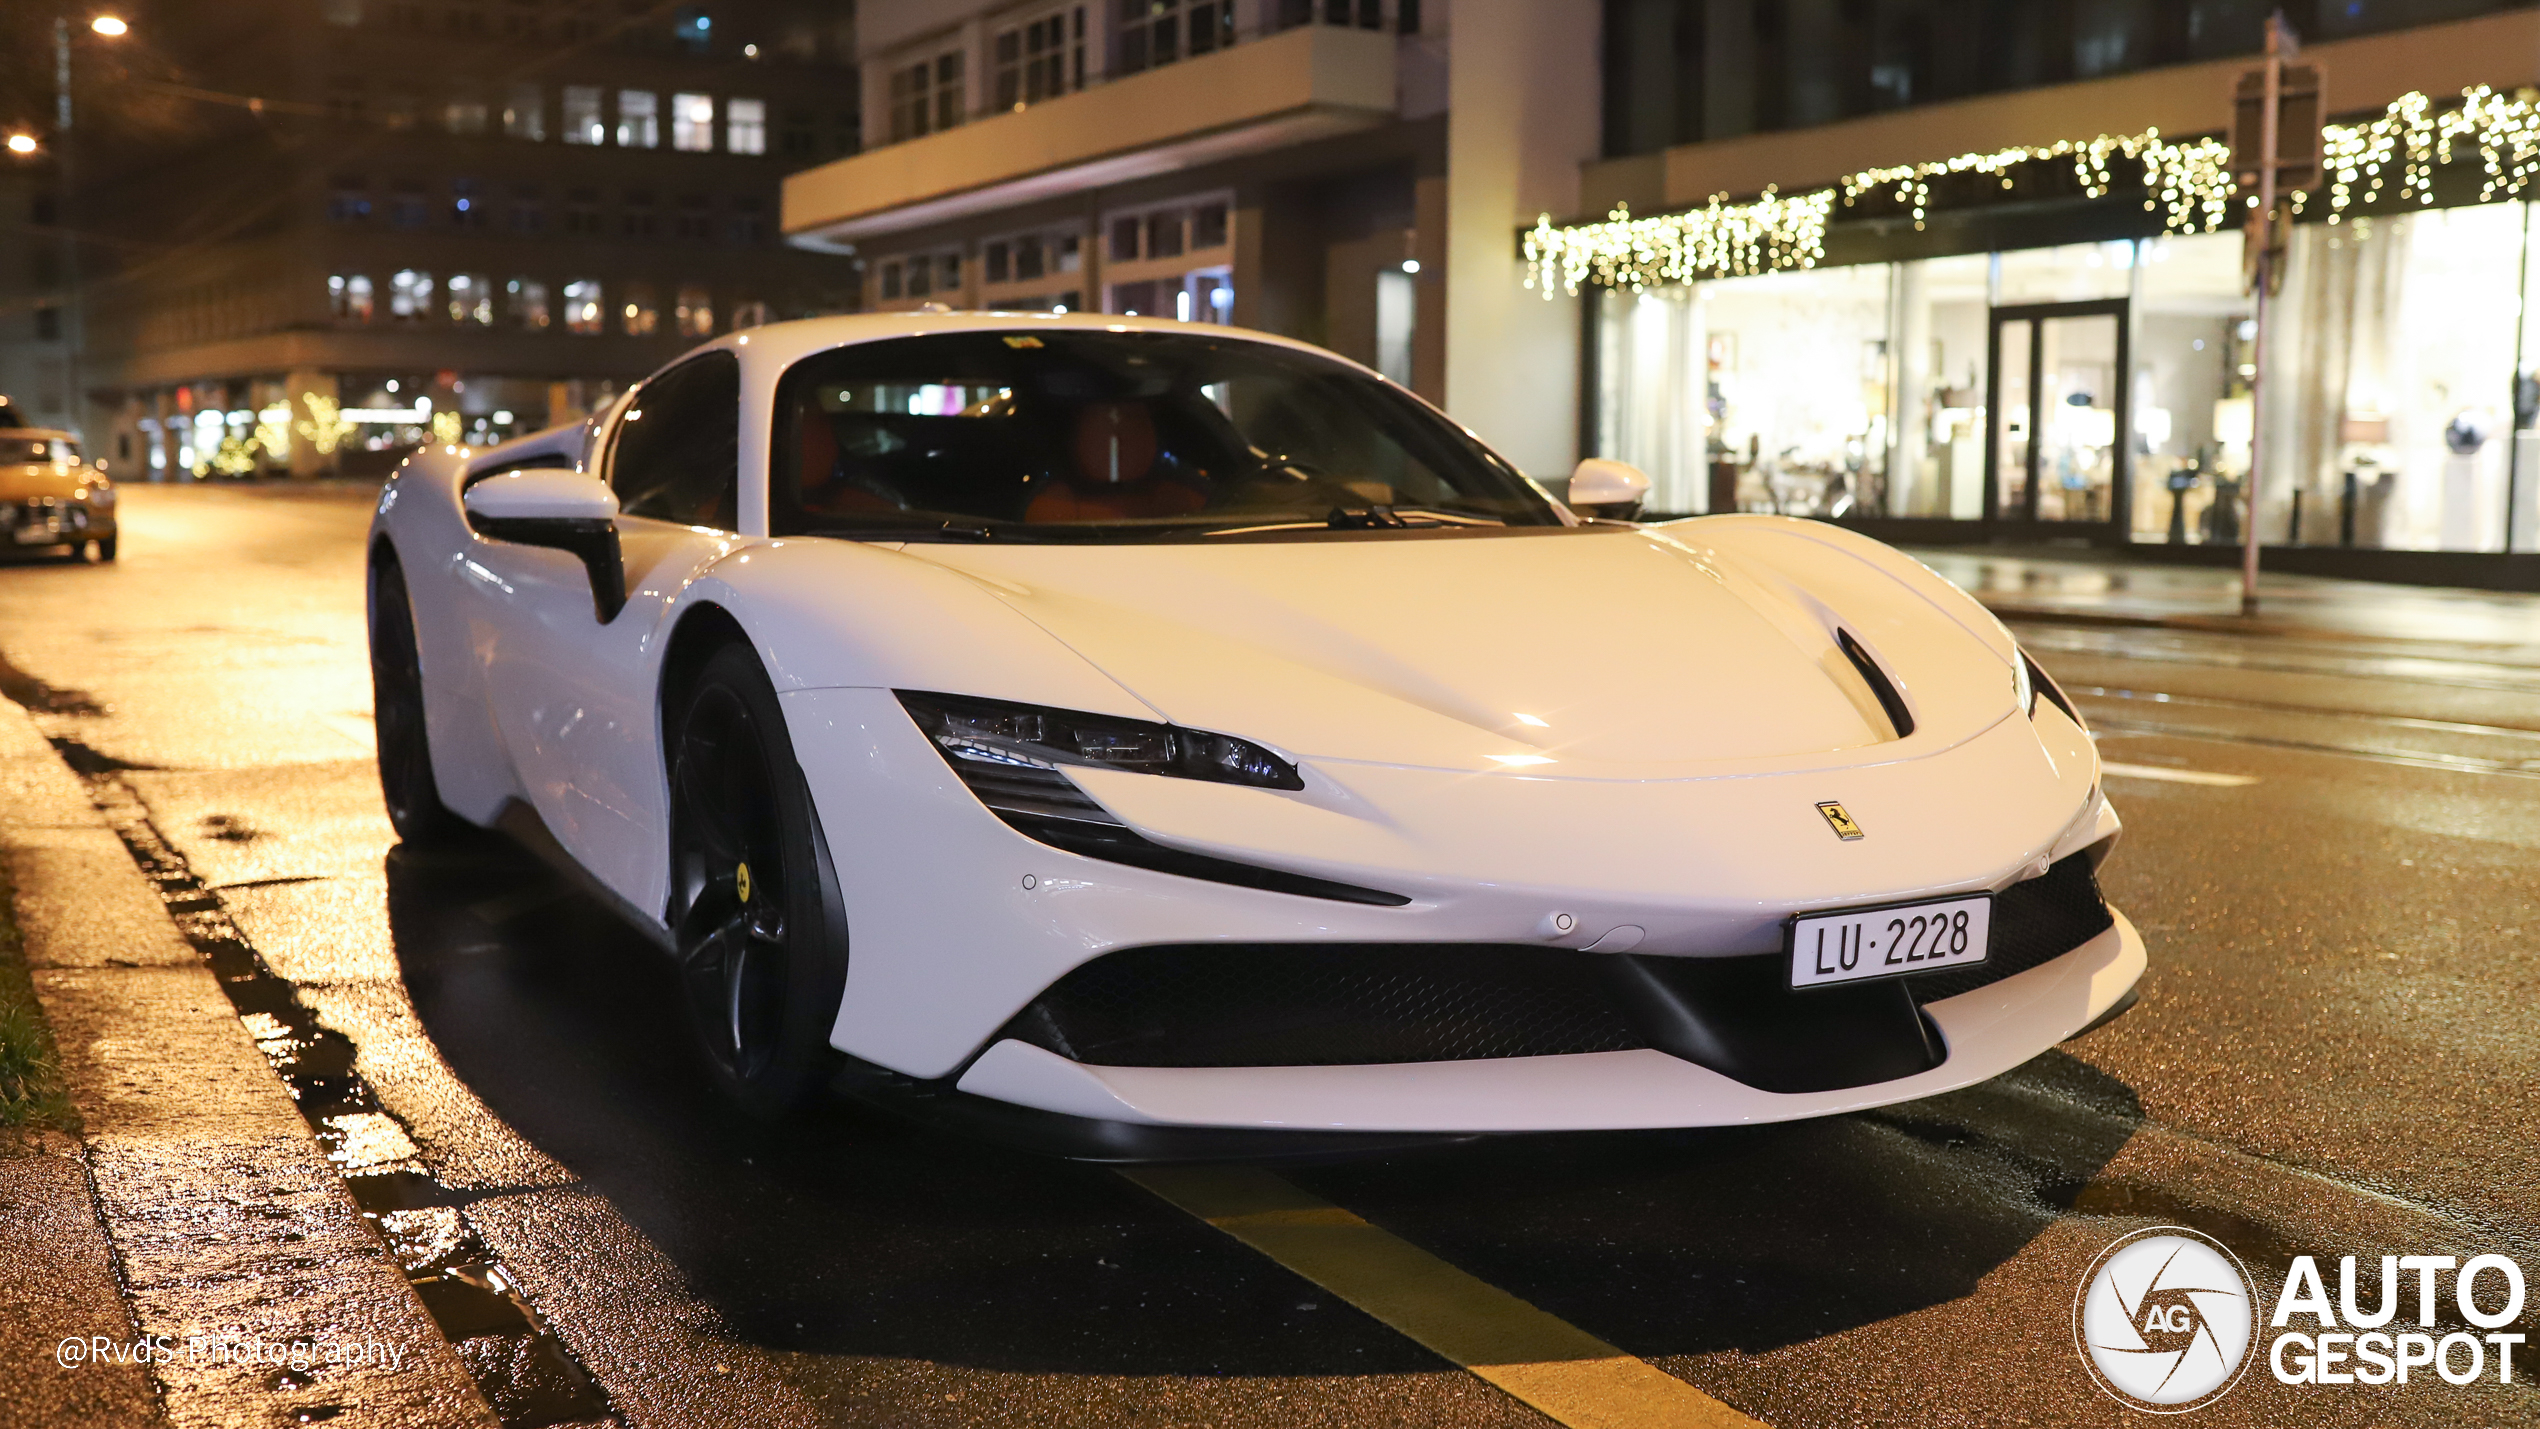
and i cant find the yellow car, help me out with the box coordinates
[0,429,116,561]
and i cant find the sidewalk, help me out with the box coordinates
[1910,548,2540,654]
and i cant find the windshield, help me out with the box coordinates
[0,437,77,465]
[771,330,1560,541]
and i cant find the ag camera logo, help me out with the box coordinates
[2074,1226,2257,1412]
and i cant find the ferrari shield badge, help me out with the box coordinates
[735,861,754,902]
[1816,801,1864,841]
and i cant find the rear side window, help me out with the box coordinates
[609,350,739,528]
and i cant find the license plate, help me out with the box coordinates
[1789,894,1991,989]
[13,525,56,544]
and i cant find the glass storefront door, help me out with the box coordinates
[1985,300,2130,535]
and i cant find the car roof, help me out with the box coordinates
[2,428,77,443]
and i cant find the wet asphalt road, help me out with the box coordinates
[2,482,2537,1428]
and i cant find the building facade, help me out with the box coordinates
[1553,0,2540,563]
[41,0,861,478]
[782,0,1608,481]
[784,0,1453,404]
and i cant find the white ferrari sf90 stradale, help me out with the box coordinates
[367,312,2142,1158]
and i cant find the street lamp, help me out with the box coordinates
[49,10,128,441]
[5,134,36,155]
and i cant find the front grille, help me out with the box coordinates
[1908,851,2113,1003]
[1006,943,1646,1067]
[1003,851,2116,1071]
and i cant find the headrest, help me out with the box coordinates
[1071,402,1158,486]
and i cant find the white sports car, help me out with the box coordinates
[368,312,2142,1158]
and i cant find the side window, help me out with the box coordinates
[608,350,739,528]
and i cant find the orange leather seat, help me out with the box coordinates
[1025,402,1204,522]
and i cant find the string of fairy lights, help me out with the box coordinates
[1523,84,2540,297]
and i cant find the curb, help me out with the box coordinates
[0,696,500,1429]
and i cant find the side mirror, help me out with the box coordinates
[1568,458,1651,522]
[463,468,627,622]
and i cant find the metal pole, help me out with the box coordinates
[53,15,81,444]
[2509,199,2532,552]
[2241,15,2284,617]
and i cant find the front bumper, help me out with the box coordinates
[949,908,2146,1133]
[0,498,107,547]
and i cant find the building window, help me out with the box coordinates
[445,92,489,135]
[994,7,1085,112]
[780,108,815,156]
[1192,200,1228,249]
[390,269,433,321]
[672,92,715,151]
[388,181,428,229]
[729,299,769,330]
[1118,0,1232,75]
[879,259,903,300]
[675,194,712,241]
[451,177,486,228]
[888,50,963,143]
[508,184,543,233]
[506,278,549,329]
[726,97,766,154]
[327,176,371,223]
[503,82,544,140]
[447,273,493,324]
[617,90,659,148]
[622,189,657,239]
[328,273,375,322]
[673,4,712,53]
[676,284,714,337]
[728,196,766,243]
[564,279,603,334]
[563,186,601,236]
[563,86,604,144]
[622,284,660,336]
[1146,209,1185,260]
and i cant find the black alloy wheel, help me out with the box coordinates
[367,546,474,845]
[667,642,849,1118]
[93,535,117,562]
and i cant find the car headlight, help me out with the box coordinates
[2019,651,2086,731]
[896,691,1305,791]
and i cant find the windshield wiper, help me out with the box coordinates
[1324,505,1410,529]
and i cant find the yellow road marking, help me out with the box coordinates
[1123,1165,1766,1429]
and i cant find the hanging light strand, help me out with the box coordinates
[1526,85,2540,295]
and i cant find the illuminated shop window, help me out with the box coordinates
[617,90,659,148]
[564,279,603,334]
[725,97,765,154]
[672,92,715,151]
[562,86,604,145]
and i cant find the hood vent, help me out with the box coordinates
[1836,629,1914,739]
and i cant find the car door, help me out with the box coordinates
[466,351,744,915]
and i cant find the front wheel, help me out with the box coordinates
[667,643,849,1118]
[367,546,474,845]
[93,536,117,562]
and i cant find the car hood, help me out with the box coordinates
[894,524,2019,778]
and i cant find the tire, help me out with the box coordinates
[94,536,116,562]
[666,642,849,1118]
[367,546,475,845]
